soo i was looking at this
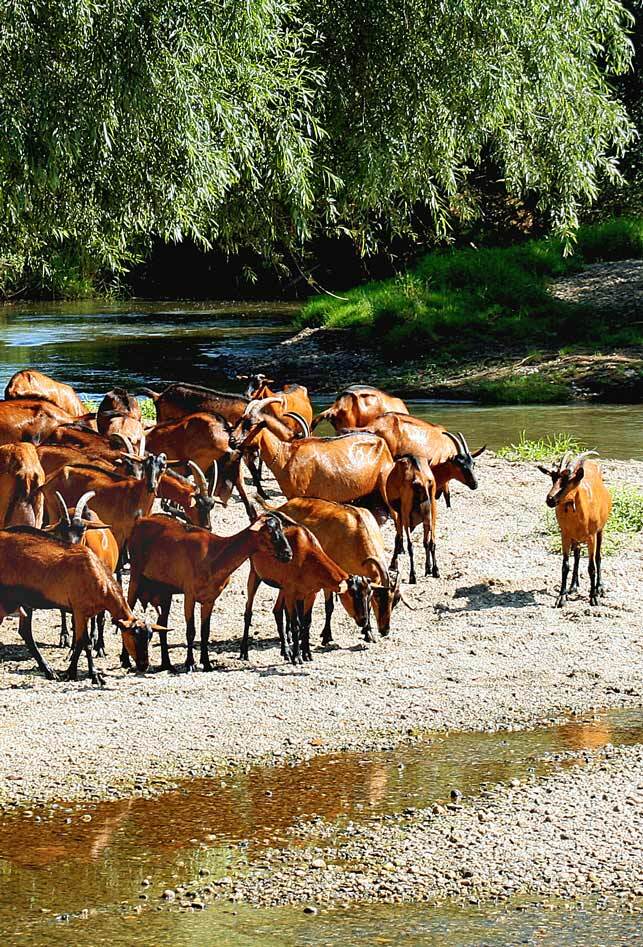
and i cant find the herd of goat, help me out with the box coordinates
[0,369,612,685]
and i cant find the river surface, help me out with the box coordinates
[0,301,641,458]
[1,709,642,946]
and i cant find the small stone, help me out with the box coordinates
[141,879,151,887]
[311,858,326,869]
[81,814,92,822]
[162,890,176,901]
[450,789,462,800]
[304,905,318,915]
[199,868,210,877]
[192,901,205,910]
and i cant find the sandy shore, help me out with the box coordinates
[0,455,641,806]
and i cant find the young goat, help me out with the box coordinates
[241,518,370,664]
[128,513,292,672]
[538,451,612,607]
[386,455,437,583]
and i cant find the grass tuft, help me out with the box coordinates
[476,377,569,405]
[82,397,156,420]
[497,432,585,463]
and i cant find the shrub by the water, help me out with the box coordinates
[497,432,585,463]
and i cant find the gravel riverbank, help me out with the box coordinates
[207,741,643,908]
[0,456,641,807]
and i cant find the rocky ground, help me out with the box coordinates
[0,455,641,808]
[202,741,643,909]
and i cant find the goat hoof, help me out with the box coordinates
[201,661,214,672]
[409,574,417,585]
[92,673,106,687]
[184,662,198,673]
[239,652,249,661]
[555,595,567,608]
[62,669,78,682]
[158,663,177,675]
[598,585,606,597]
[432,567,440,578]
[590,595,599,606]
[93,647,107,658]
[59,636,70,649]
[44,667,60,682]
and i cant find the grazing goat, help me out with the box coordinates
[0,528,163,683]
[386,455,437,583]
[538,451,612,607]
[241,519,369,664]
[128,513,292,672]
[0,444,45,528]
[140,382,249,425]
[40,453,168,554]
[0,399,74,446]
[5,369,86,417]
[311,385,408,432]
[229,412,395,511]
[37,443,141,480]
[263,497,403,640]
[97,387,145,451]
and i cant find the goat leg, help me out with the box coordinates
[184,608,198,672]
[321,593,334,646]
[587,535,598,606]
[300,603,313,662]
[200,605,214,671]
[569,543,581,593]
[289,604,303,666]
[390,533,403,572]
[156,599,176,673]
[406,528,417,585]
[59,610,71,649]
[241,571,261,661]
[274,596,292,663]
[555,550,570,608]
[18,609,59,682]
[596,530,605,596]
[93,611,107,657]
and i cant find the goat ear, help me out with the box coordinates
[84,521,111,530]
[574,466,585,481]
[337,580,348,594]
[537,465,554,478]
[149,623,170,633]
[164,459,182,466]
[249,519,263,531]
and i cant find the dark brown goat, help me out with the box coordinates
[140,383,249,425]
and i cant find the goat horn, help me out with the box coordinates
[362,556,388,587]
[444,431,463,454]
[208,461,218,498]
[399,590,417,610]
[74,490,95,522]
[558,451,573,472]
[55,491,71,526]
[110,433,135,454]
[572,450,599,469]
[187,461,208,494]
[456,432,471,456]
[283,411,310,437]
[138,433,146,458]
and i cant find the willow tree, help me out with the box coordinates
[0,0,637,292]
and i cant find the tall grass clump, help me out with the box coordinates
[497,432,585,462]
[298,217,643,352]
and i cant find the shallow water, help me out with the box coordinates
[0,300,641,458]
[1,708,641,944]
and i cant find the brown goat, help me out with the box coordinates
[5,369,86,417]
[229,415,395,511]
[386,455,437,583]
[140,383,249,425]
[0,399,74,446]
[240,374,314,432]
[264,497,403,640]
[97,388,144,451]
[128,513,292,672]
[538,451,612,607]
[241,520,369,664]
[0,528,163,683]
[0,444,45,528]
[311,385,408,432]
[40,454,168,554]
[158,464,222,529]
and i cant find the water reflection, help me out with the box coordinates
[0,708,640,942]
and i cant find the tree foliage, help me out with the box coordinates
[0,0,637,293]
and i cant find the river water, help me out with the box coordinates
[1,710,642,946]
[0,300,641,458]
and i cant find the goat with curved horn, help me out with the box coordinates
[187,460,209,495]
[73,490,96,522]
[283,411,310,437]
[55,491,71,526]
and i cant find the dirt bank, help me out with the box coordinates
[0,455,640,807]
[226,260,643,400]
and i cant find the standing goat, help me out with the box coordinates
[386,455,437,583]
[538,451,612,607]
[0,444,45,528]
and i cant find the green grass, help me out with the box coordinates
[545,485,643,556]
[497,432,585,462]
[299,216,643,356]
